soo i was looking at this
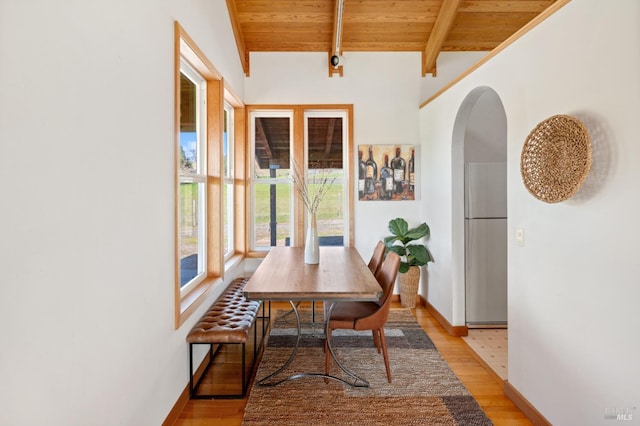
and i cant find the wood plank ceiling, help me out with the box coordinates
[226,0,557,76]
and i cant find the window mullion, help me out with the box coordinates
[206,78,224,278]
[292,107,306,247]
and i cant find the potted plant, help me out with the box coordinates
[384,218,433,308]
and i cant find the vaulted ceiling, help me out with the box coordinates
[225,0,557,76]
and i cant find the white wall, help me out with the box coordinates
[0,0,245,424]
[245,50,484,264]
[419,1,640,424]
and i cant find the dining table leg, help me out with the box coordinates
[256,300,370,388]
[324,301,370,387]
[256,300,302,387]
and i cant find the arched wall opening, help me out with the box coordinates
[451,86,507,327]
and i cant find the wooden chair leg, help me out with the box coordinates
[378,328,392,383]
[372,329,381,353]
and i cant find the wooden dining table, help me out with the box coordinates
[243,246,382,387]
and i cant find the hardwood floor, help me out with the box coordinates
[172,301,531,425]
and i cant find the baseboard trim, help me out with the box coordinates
[162,347,215,426]
[163,384,189,426]
[420,296,468,337]
[503,381,551,426]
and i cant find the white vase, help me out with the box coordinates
[304,211,319,264]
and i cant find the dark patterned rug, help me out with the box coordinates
[242,309,492,425]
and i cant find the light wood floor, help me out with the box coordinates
[172,301,531,426]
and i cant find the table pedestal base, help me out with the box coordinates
[256,301,370,388]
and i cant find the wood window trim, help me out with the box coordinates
[226,86,247,257]
[174,21,247,329]
[244,104,354,258]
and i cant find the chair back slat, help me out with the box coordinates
[367,241,386,276]
[375,251,400,307]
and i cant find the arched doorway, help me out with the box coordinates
[451,86,508,376]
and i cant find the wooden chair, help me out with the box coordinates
[325,251,400,383]
[322,240,386,320]
[367,240,386,276]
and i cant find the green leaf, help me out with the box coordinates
[398,263,410,274]
[387,218,408,237]
[405,223,430,241]
[383,235,400,247]
[406,244,432,266]
[386,245,406,257]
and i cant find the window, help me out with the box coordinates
[174,22,245,328]
[249,110,293,249]
[178,60,207,295]
[248,106,353,252]
[305,111,347,245]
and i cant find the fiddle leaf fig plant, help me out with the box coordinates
[384,218,433,273]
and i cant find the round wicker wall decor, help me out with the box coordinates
[520,114,592,203]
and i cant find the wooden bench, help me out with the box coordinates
[186,277,269,399]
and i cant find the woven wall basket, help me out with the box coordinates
[520,114,592,203]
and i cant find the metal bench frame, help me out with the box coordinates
[188,285,270,399]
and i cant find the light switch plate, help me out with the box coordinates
[516,228,525,246]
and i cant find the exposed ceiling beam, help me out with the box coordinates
[422,0,462,77]
[225,0,250,76]
[227,0,557,76]
[329,0,345,77]
[332,0,345,56]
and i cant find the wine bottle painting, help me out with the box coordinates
[357,144,415,201]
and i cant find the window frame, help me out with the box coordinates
[248,109,295,251]
[223,103,235,261]
[178,58,208,296]
[174,22,246,329]
[303,109,350,243]
[246,105,354,256]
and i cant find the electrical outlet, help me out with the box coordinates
[516,228,525,246]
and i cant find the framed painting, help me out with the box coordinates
[357,144,415,201]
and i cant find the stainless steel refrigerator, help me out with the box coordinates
[465,162,508,326]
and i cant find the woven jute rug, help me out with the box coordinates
[242,309,492,425]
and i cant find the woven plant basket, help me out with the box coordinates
[398,266,421,308]
[520,114,592,203]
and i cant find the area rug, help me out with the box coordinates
[242,309,492,425]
